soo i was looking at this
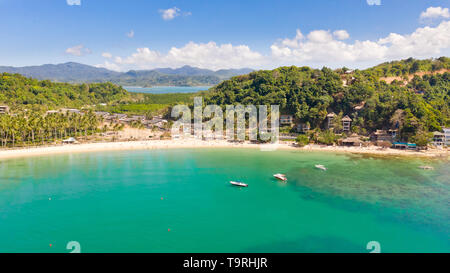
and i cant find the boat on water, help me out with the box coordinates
[230,181,248,187]
[315,164,327,171]
[273,174,287,181]
[419,166,434,170]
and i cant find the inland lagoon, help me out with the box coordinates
[123,86,212,94]
[0,148,448,253]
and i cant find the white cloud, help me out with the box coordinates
[126,30,134,38]
[366,0,381,6]
[101,52,112,59]
[420,7,450,21]
[96,9,450,71]
[159,7,181,21]
[66,0,81,6]
[333,30,350,40]
[97,42,264,71]
[270,20,450,67]
[95,61,120,71]
[65,44,91,56]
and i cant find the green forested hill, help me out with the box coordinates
[0,73,130,108]
[206,62,449,142]
[362,57,450,77]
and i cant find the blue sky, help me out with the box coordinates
[0,0,449,70]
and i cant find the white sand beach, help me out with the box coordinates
[0,139,448,160]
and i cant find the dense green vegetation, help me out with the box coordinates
[0,111,102,147]
[362,57,450,77]
[0,72,201,116]
[206,59,450,144]
[0,73,129,109]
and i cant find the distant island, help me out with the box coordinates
[0,62,253,87]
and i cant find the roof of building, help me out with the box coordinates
[393,142,417,147]
[341,115,352,122]
[326,112,336,117]
[374,130,388,135]
[342,137,361,142]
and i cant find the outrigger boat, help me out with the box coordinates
[315,164,327,171]
[230,181,248,187]
[273,174,287,182]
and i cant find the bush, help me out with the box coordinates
[295,135,309,147]
[317,130,338,145]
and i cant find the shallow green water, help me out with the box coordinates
[0,149,448,253]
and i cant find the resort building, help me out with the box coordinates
[280,115,294,126]
[295,123,310,133]
[0,105,9,114]
[61,108,81,114]
[432,131,445,147]
[341,115,352,132]
[94,111,111,118]
[108,113,127,121]
[131,115,146,122]
[371,129,397,143]
[444,128,450,146]
[326,112,336,129]
[46,110,59,115]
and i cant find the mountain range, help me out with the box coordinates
[0,62,253,87]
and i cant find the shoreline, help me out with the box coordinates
[0,140,448,160]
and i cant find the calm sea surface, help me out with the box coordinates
[123,86,212,94]
[0,149,448,253]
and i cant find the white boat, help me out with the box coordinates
[418,166,434,170]
[273,174,287,181]
[315,164,327,171]
[230,181,248,187]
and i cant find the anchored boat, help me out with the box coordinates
[230,181,248,187]
[273,174,287,181]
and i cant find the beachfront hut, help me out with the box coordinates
[340,134,363,146]
[372,130,392,142]
[62,137,77,144]
[392,142,417,150]
[326,112,336,129]
[341,115,352,132]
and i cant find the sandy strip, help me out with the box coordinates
[0,139,448,160]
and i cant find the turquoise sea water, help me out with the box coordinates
[0,149,448,253]
[123,86,212,94]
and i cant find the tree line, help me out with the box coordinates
[0,111,100,147]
